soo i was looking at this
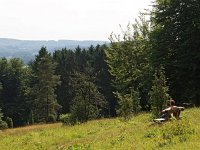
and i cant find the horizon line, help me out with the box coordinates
[0,37,110,42]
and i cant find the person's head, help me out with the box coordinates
[170,98,175,106]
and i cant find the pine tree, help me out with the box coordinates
[31,47,61,122]
[53,49,75,113]
[92,45,117,117]
[0,58,30,126]
[53,45,116,117]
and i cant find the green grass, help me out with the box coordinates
[0,108,200,150]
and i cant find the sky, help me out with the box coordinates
[0,0,152,41]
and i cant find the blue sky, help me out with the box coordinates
[0,0,152,41]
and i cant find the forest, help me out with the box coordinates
[0,0,200,129]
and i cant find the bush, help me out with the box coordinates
[47,115,56,123]
[60,114,76,125]
[5,117,13,128]
[0,120,8,130]
[0,108,8,130]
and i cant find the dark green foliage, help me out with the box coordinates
[92,45,117,117]
[148,69,169,118]
[0,44,116,127]
[30,47,61,123]
[151,0,200,105]
[1,0,199,126]
[54,45,114,122]
[60,114,75,125]
[47,114,56,123]
[106,14,152,113]
[29,109,34,125]
[0,57,30,126]
[115,88,141,120]
[131,88,141,114]
[0,121,8,130]
[115,92,133,120]
[0,82,2,106]
[5,117,13,128]
[53,49,75,113]
[53,45,116,117]
[70,72,106,123]
[0,108,8,130]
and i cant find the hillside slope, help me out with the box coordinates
[0,38,108,63]
[0,108,199,150]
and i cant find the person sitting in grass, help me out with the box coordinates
[160,98,185,120]
[154,98,185,122]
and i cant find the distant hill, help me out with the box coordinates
[0,38,108,63]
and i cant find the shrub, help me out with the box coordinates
[0,120,8,130]
[0,108,8,130]
[5,117,13,128]
[60,114,76,125]
[47,114,56,123]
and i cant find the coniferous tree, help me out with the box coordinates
[148,69,169,118]
[53,49,75,113]
[31,47,61,122]
[53,45,116,117]
[0,58,29,126]
[93,45,117,117]
[151,0,200,105]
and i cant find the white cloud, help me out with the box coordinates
[0,0,152,40]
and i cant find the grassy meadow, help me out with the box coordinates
[0,108,200,150]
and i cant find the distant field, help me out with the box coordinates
[0,108,200,150]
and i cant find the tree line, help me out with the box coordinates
[0,45,116,127]
[1,0,200,128]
